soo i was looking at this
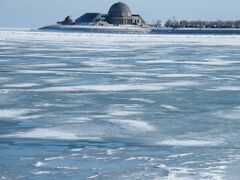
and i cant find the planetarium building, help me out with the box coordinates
[42,2,150,34]
[74,2,146,26]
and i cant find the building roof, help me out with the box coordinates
[108,2,132,17]
[132,14,146,23]
[75,13,104,23]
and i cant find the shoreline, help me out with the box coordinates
[1,26,240,35]
[39,24,240,35]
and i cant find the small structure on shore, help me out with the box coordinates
[57,16,74,25]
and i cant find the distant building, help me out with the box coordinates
[106,2,145,25]
[73,2,146,26]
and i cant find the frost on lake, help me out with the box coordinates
[0,30,240,180]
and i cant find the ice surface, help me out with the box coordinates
[0,29,240,180]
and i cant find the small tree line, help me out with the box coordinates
[163,19,240,28]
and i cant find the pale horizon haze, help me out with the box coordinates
[0,0,239,28]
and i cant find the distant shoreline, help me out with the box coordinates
[151,27,240,35]
[39,24,240,35]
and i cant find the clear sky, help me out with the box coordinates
[0,0,239,28]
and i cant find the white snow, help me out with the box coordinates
[0,128,101,141]
[157,139,224,147]
[29,84,168,92]
[34,161,46,167]
[108,120,155,132]
[4,83,38,88]
[0,109,36,119]
[160,105,179,111]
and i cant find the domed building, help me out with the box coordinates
[74,2,146,26]
[107,2,145,25]
[107,2,132,25]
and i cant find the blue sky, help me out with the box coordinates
[0,0,239,27]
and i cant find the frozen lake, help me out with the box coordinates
[0,30,240,179]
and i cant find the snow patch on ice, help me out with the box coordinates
[43,77,74,83]
[130,98,154,103]
[67,117,92,123]
[137,60,176,64]
[44,156,66,161]
[157,139,224,147]
[214,107,240,120]
[4,83,39,88]
[81,60,133,68]
[157,73,203,78]
[137,59,237,66]
[33,171,51,175]
[108,110,142,117]
[0,128,101,141]
[161,81,199,87]
[34,161,46,167]
[0,77,10,82]
[29,63,67,67]
[208,86,240,91]
[108,120,155,132]
[161,104,179,111]
[31,84,167,92]
[168,153,194,158]
[29,80,198,92]
[16,70,65,75]
[0,109,37,119]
